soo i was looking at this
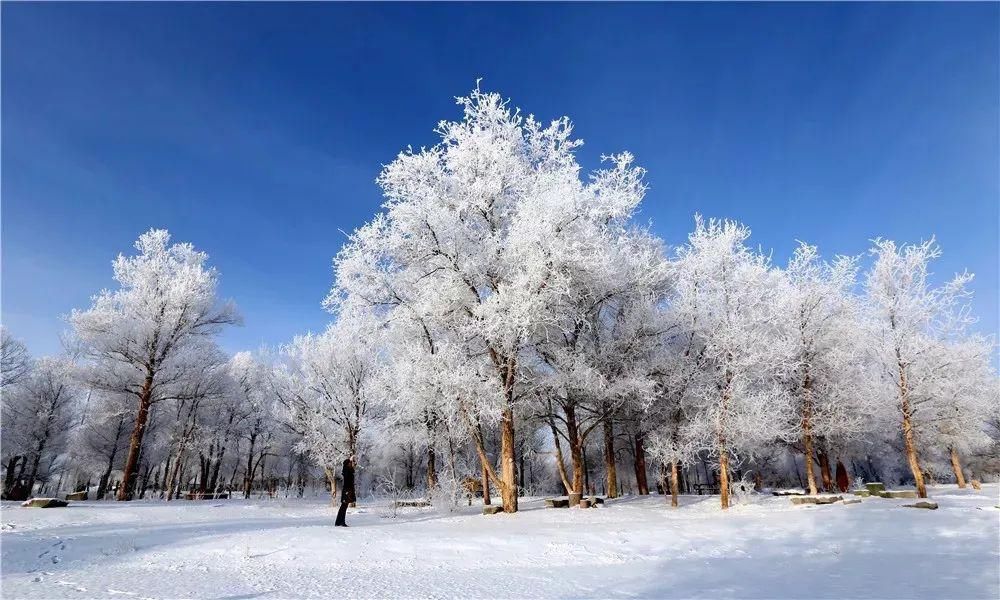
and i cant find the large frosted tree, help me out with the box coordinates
[331,85,652,512]
[864,238,976,498]
[778,244,877,494]
[70,229,240,500]
[670,218,793,509]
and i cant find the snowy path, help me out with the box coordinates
[1,485,997,599]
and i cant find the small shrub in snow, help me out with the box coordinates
[730,475,759,505]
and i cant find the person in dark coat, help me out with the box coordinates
[334,458,356,527]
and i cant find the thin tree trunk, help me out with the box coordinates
[670,460,680,508]
[427,444,438,491]
[25,452,43,496]
[719,373,733,510]
[603,417,618,498]
[323,466,338,506]
[949,447,967,488]
[634,433,649,495]
[801,373,818,495]
[3,456,20,497]
[243,434,257,499]
[118,374,154,501]
[718,447,730,509]
[818,449,833,492]
[898,361,927,498]
[480,455,492,506]
[549,419,573,495]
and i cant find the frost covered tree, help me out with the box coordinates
[531,208,668,504]
[282,316,384,506]
[647,316,707,508]
[670,218,793,509]
[160,362,229,500]
[1,357,78,497]
[70,229,240,500]
[863,238,976,498]
[331,85,656,512]
[910,335,996,487]
[226,352,281,499]
[1,327,31,389]
[777,244,879,494]
[71,392,133,499]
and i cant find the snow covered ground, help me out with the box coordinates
[1,484,997,599]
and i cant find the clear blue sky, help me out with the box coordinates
[3,2,997,357]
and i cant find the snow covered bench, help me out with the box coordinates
[183,491,231,500]
[545,498,569,508]
[693,483,720,495]
[21,497,68,508]
[394,499,431,508]
[790,495,842,505]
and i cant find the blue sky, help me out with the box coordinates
[3,2,997,357]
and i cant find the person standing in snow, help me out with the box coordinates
[334,458,355,527]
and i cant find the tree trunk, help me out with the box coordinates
[835,459,850,493]
[603,418,618,498]
[718,448,730,509]
[564,403,585,503]
[670,460,679,508]
[25,452,43,496]
[898,361,927,498]
[634,433,649,495]
[4,456,21,497]
[818,449,833,492]
[323,466,338,506]
[243,433,257,499]
[499,405,518,512]
[800,375,818,496]
[549,419,573,495]
[118,374,154,501]
[949,447,967,488]
[209,438,228,492]
[480,454,492,506]
[427,444,438,491]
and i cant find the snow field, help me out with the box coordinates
[1,484,997,599]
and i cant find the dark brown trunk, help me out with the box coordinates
[818,449,833,492]
[835,459,850,492]
[427,444,438,490]
[634,433,649,495]
[243,433,257,499]
[565,403,584,503]
[4,456,21,496]
[118,374,154,501]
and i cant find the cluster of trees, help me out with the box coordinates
[3,87,997,512]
